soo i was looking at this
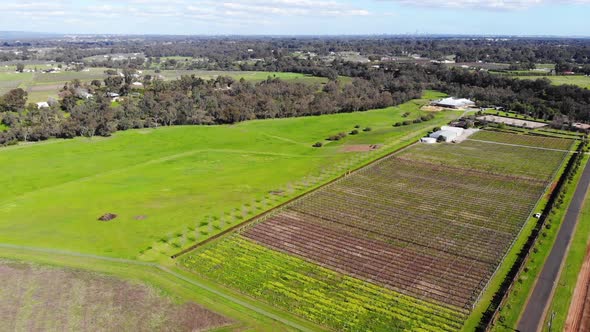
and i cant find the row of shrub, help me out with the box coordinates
[394,114,435,127]
[313,125,373,147]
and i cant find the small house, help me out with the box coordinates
[36,102,49,109]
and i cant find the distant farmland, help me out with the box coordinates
[0,65,333,103]
[514,75,590,89]
[182,131,573,331]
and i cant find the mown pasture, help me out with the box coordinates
[183,131,572,331]
[1,260,232,331]
[0,92,455,260]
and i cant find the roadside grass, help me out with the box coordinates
[0,246,320,332]
[485,154,589,331]
[542,163,590,331]
[0,93,457,260]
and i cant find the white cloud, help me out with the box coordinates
[386,0,590,10]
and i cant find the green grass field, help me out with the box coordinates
[0,93,456,261]
[516,75,590,89]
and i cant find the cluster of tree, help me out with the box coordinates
[0,71,418,145]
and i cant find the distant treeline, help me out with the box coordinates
[2,37,590,68]
[2,51,590,146]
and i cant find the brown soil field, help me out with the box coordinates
[0,261,232,332]
[565,245,590,332]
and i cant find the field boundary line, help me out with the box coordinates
[170,140,421,258]
[467,138,576,153]
[0,243,316,332]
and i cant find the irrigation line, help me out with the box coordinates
[0,243,315,332]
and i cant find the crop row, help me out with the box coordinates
[241,137,568,310]
[469,130,575,150]
[182,236,468,332]
[402,139,567,181]
[244,215,489,308]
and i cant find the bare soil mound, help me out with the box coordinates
[98,213,118,221]
[341,144,381,152]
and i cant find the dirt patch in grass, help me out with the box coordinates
[341,144,382,152]
[98,213,117,221]
[420,105,444,112]
[0,261,233,331]
[134,215,147,220]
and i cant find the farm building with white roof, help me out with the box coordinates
[36,102,49,109]
[433,97,475,109]
[429,130,459,142]
[428,126,465,143]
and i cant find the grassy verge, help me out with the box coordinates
[486,153,589,331]
[542,167,590,331]
[0,246,326,332]
[463,143,581,331]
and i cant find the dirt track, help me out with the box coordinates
[565,245,590,332]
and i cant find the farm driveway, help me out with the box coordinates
[517,158,590,332]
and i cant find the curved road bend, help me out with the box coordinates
[518,159,590,332]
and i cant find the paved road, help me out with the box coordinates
[518,159,590,332]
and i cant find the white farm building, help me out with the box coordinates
[36,102,49,109]
[433,97,475,109]
[420,137,437,144]
[428,126,465,143]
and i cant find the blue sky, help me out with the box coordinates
[0,0,589,36]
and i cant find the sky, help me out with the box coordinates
[0,0,589,36]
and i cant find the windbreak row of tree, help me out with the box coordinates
[0,74,418,145]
